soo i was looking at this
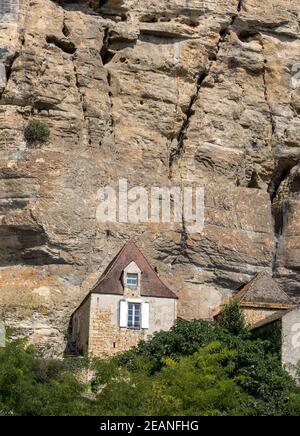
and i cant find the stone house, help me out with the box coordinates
[246,306,300,385]
[232,271,296,327]
[282,306,300,383]
[214,271,300,383]
[71,241,177,357]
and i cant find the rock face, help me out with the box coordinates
[0,0,299,356]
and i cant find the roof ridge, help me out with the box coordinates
[267,275,295,303]
[102,241,130,279]
[129,242,174,294]
[90,240,177,299]
[239,272,270,297]
[237,270,293,305]
[90,241,131,292]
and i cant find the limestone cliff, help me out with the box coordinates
[0,0,299,356]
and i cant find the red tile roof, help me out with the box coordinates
[91,240,177,299]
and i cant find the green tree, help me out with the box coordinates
[118,319,224,372]
[217,300,248,336]
[156,342,254,416]
[115,317,299,416]
[0,340,90,416]
[91,343,255,416]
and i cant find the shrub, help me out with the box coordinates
[114,317,298,416]
[91,343,255,416]
[117,319,224,372]
[24,120,50,145]
[217,300,248,335]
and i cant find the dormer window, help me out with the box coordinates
[126,273,138,288]
[123,261,141,295]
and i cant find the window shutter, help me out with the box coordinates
[119,300,128,328]
[142,303,150,329]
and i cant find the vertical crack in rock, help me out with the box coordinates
[72,58,91,146]
[100,28,118,143]
[168,71,208,179]
[170,213,193,266]
[168,0,244,179]
[260,40,276,138]
[107,69,115,142]
[168,0,244,252]
[62,17,71,37]
[100,28,115,65]
[269,160,297,275]
[237,0,244,12]
[271,198,286,276]
[180,214,192,262]
[73,63,85,118]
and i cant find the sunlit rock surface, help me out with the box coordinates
[0,0,299,355]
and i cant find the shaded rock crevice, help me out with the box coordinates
[107,69,115,139]
[100,27,137,66]
[100,27,115,65]
[168,70,208,178]
[0,52,19,102]
[46,35,77,54]
[73,63,86,120]
[268,159,297,202]
[260,40,276,139]
[178,215,193,263]
[269,160,298,275]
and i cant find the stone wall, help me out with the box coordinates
[282,306,300,384]
[243,308,280,326]
[72,296,91,355]
[88,293,176,357]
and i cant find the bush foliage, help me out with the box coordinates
[24,120,50,145]
[1,302,300,416]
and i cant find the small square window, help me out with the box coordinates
[126,273,138,288]
[127,303,141,329]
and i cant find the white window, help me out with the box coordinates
[126,273,138,288]
[119,301,150,330]
[127,302,141,329]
